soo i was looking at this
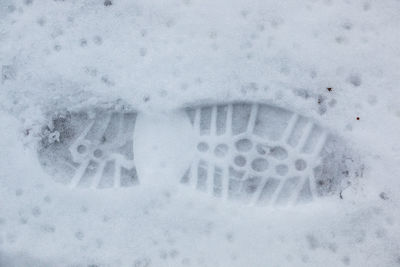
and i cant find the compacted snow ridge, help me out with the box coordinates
[38,109,138,189]
[1,0,400,266]
[182,102,356,205]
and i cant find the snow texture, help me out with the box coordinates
[1,0,400,266]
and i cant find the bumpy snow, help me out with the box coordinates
[1,0,400,266]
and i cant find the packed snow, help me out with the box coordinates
[1,0,400,266]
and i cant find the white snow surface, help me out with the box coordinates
[1,0,400,266]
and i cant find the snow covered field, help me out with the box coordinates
[1,0,400,266]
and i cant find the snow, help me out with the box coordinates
[1,0,400,266]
